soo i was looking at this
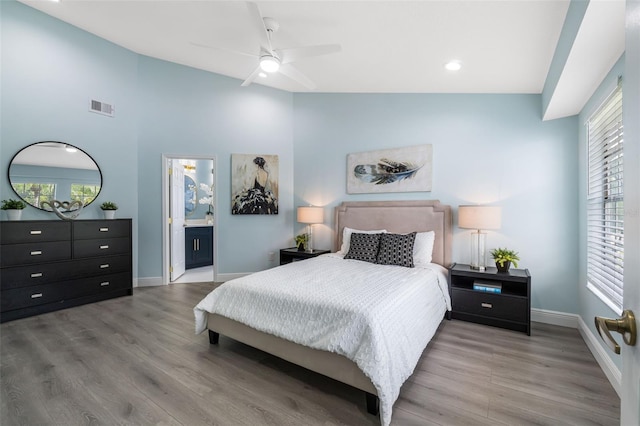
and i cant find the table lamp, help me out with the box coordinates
[458,205,501,270]
[297,206,324,253]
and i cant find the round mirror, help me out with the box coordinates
[8,141,102,211]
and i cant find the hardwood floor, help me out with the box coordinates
[1,282,620,426]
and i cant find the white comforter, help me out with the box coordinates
[194,253,451,426]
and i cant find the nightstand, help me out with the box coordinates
[279,248,330,265]
[449,263,531,335]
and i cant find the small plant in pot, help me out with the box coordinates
[491,247,520,273]
[1,199,26,221]
[294,233,309,251]
[100,201,118,219]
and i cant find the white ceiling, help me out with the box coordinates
[17,0,626,118]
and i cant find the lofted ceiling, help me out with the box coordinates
[17,1,625,119]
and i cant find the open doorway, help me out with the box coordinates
[162,154,216,284]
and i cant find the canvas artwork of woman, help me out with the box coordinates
[231,155,279,215]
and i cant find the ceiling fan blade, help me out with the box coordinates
[246,2,273,52]
[279,44,342,64]
[190,42,258,59]
[279,64,316,90]
[241,65,262,87]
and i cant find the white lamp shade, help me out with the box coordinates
[458,205,501,230]
[297,206,324,224]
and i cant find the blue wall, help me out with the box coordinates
[136,56,293,275]
[2,0,583,316]
[293,94,579,313]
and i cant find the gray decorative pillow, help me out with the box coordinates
[344,233,381,263]
[376,232,417,267]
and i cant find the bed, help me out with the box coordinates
[194,200,452,425]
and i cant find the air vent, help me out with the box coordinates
[89,99,114,117]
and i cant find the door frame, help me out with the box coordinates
[162,153,217,285]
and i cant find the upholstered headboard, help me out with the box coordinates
[334,200,453,267]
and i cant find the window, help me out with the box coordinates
[71,184,101,205]
[587,84,623,314]
[11,182,56,208]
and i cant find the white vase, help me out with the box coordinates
[5,209,23,221]
[205,212,214,225]
[103,210,116,220]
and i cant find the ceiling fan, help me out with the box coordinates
[194,2,341,89]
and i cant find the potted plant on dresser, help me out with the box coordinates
[490,247,520,273]
[1,199,26,221]
[100,201,118,219]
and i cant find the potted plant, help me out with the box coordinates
[490,247,520,273]
[100,201,118,219]
[1,199,26,221]
[294,233,309,251]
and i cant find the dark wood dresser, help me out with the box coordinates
[0,219,133,323]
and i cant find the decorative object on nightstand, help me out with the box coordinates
[449,263,531,335]
[1,199,26,221]
[280,248,330,265]
[294,233,309,251]
[458,205,501,271]
[490,247,520,273]
[297,206,324,253]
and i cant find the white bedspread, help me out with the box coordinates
[194,254,451,426]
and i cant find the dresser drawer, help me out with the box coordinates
[1,221,70,244]
[451,288,527,323]
[0,241,72,267]
[73,237,130,258]
[1,272,131,312]
[73,220,130,240]
[1,255,131,290]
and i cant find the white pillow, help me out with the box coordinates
[413,231,435,266]
[337,227,387,255]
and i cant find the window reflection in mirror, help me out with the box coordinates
[8,141,102,211]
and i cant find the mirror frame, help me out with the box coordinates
[8,141,103,211]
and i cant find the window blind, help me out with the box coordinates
[587,84,623,314]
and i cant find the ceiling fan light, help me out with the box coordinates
[260,56,280,73]
[445,61,462,71]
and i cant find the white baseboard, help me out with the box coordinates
[577,316,622,397]
[136,277,164,287]
[135,273,249,286]
[531,308,579,328]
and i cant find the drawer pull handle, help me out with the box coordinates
[30,230,42,235]
[100,282,110,286]
[100,264,110,269]
[31,293,43,299]
[100,228,109,232]
[30,250,42,256]
[100,245,109,249]
[31,272,43,278]
[481,303,493,309]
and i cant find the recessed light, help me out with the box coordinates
[445,61,462,71]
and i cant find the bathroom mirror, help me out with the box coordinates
[185,175,197,216]
[8,141,102,211]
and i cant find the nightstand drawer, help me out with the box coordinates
[452,288,527,323]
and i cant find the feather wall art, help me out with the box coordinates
[347,145,432,194]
